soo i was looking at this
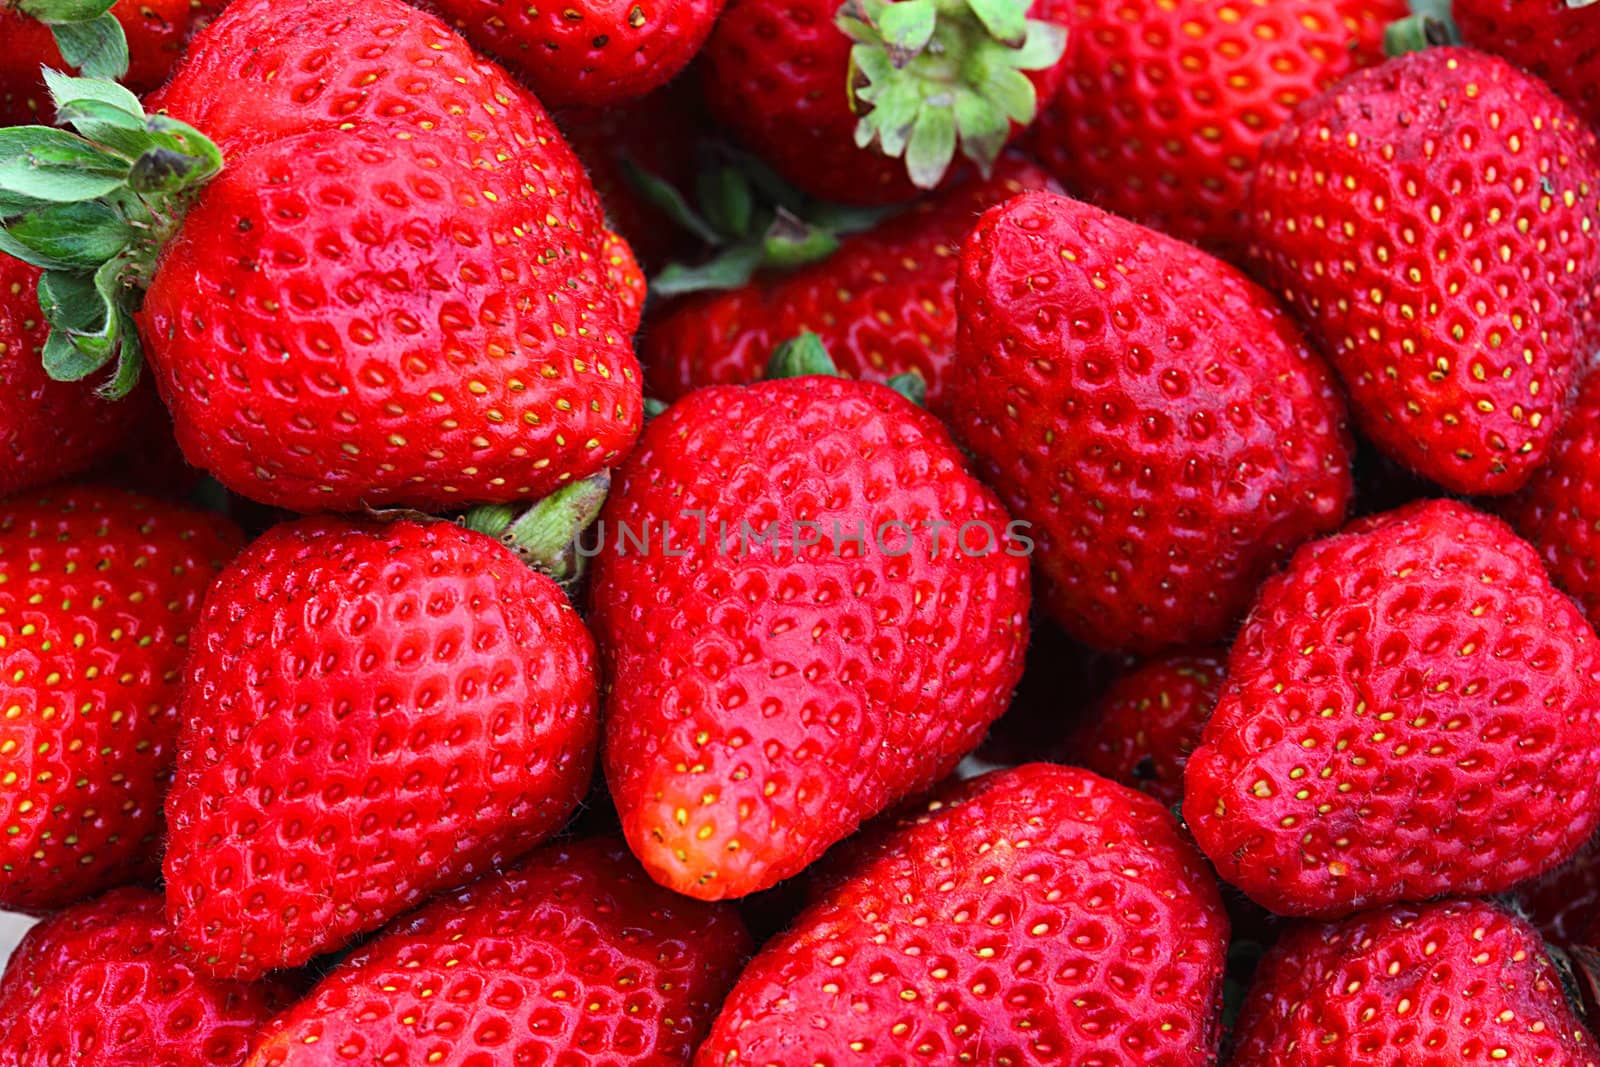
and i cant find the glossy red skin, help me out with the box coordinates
[953,190,1353,653]
[164,517,599,979]
[0,488,242,913]
[1031,0,1402,254]
[0,887,297,1067]
[1457,0,1600,128]
[249,839,750,1067]
[0,0,223,125]
[1185,499,1600,918]
[1247,47,1600,496]
[697,764,1230,1066]
[699,0,1073,205]
[642,155,1059,416]
[590,376,1031,900]
[140,0,644,513]
[1067,648,1226,807]
[428,0,726,107]
[1230,899,1600,1067]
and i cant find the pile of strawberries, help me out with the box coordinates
[0,0,1599,1060]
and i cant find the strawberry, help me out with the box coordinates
[642,154,1058,416]
[1246,46,1600,495]
[249,839,750,1067]
[0,487,242,913]
[589,366,1031,900]
[1229,898,1600,1067]
[699,0,1071,203]
[1029,0,1403,254]
[952,190,1353,653]
[0,887,298,1067]
[1184,499,1600,918]
[163,514,599,979]
[1067,648,1226,806]
[1456,0,1599,128]
[1514,832,1600,949]
[696,763,1230,1066]
[0,0,644,514]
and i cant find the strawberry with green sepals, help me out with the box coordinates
[953,190,1353,653]
[699,0,1070,204]
[164,503,601,979]
[249,839,750,1067]
[1456,0,1599,128]
[1029,0,1403,254]
[697,763,1230,1066]
[1246,46,1600,495]
[1185,499,1600,918]
[0,487,242,914]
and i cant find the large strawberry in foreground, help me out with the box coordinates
[1185,499,1600,918]
[164,515,599,979]
[590,366,1031,900]
[953,190,1353,653]
[1247,46,1600,495]
[697,764,1229,1066]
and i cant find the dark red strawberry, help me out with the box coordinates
[1229,899,1600,1067]
[0,887,297,1067]
[1185,499,1600,918]
[249,839,750,1067]
[1030,0,1403,253]
[697,763,1230,1066]
[643,154,1058,415]
[589,370,1031,900]
[953,189,1353,653]
[1067,648,1226,806]
[164,515,599,979]
[0,487,242,913]
[1514,832,1600,949]
[1246,46,1600,495]
[1456,0,1599,128]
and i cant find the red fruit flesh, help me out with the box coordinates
[953,190,1353,653]
[696,764,1230,1066]
[1247,47,1600,495]
[164,517,599,979]
[1184,499,1600,917]
[1456,0,1600,128]
[590,376,1031,900]
[0,488,242,913]
[249,839,750,1067]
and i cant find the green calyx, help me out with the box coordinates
[15,0,130,80]
[837,0,1067,190]
[1384,0,1460,56]
[461,473,611,588]
[0,71,222,398]
[763,331,928,406]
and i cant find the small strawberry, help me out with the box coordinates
[1067,648,1226,806]
[0,887,298,1067]
[0,487,242,913]
[164,512,599,979]
[1246,46,1600,495]
[1030,0,1403,253]
[1184,499,1600,918]
[696,763,1230,1066]
[249,839,750,1067]
[953,190,1353,653]
[643,154,1058,415]
[590,358,1031,900]
[1456,0,1599,128]
[1229,899,1600,1067]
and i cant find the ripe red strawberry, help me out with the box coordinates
[0,887,297,1067]
[697,763,1230,1066]
[1030,0,1402,253]
[1246,46,1600,495]
[589,373,1031,900]
[1184,499,1600,918]
[1067,648,1226,806]
[164,515,599,979]
[1229,899,1600,1067]
[0,488,242,913]
[1456,0,1599,128]
[643,154,1058,415]
[249,839,750,1067]
[952,190,1353,653]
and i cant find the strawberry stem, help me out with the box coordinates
[462,473,611,585]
